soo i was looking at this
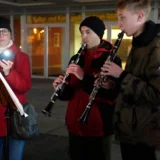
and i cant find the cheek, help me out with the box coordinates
[5,38,11,44]
[92,34,100,41]
[124,19,134,30]
[118,20,127,30]
[90,34,96,40]
[87,36,95,48]
[89,36,96,45]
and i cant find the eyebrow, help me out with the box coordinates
[81,29,91,32]
[118,13,123,16]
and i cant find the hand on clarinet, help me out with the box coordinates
[52,75,64,89]
[66,63,84,80]
[101,61,123,78]
[94,75,115,89]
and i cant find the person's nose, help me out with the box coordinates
[0,31,5,38]
[0,31,4,37]
[82,35,87,43]
[118,21,123,29]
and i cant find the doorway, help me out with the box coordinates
[26,24,65,78]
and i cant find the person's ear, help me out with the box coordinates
[137,11,144,21]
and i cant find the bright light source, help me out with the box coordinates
[3,50,11,57]
[40,30,44,33]
[0,49,14,60]
[33,28,37,34]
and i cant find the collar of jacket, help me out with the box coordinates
[98,40,113,52]
[132,20,160,47]
[86,40,113,52]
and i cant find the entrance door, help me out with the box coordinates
[26,25,65,78]
[48,26,64,77]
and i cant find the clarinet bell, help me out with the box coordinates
[42,109,51,117]
[42,101,53,117]
[78,107,90,124]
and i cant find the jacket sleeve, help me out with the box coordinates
[120,47,160,105]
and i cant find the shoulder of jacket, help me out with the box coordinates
[153,33,160,47]
[100,40,113,51]
[16,51,29,58]
[14,50,29,64]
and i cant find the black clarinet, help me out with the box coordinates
[79,31,124,124]
[42,43,86,116]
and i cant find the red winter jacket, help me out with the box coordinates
[0,44,31,136]
[59,40,122,136]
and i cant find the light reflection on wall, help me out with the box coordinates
[33,28,37,34]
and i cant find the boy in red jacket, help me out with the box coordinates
[53,16,121,160]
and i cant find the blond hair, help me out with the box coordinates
[116,0,151,18]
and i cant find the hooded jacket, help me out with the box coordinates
[114,20,160,146]
[59,40,121,136]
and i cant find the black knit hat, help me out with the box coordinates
[79,16,105,39]
[0,17,11,33]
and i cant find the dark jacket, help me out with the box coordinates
[59,40,121,136]
[114,20,160,146]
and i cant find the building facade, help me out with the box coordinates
[1,2,160,78]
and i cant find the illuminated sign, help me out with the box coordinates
[27,12,117,24]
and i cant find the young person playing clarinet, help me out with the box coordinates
[101,0,160,160]
[53,16,122,160]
